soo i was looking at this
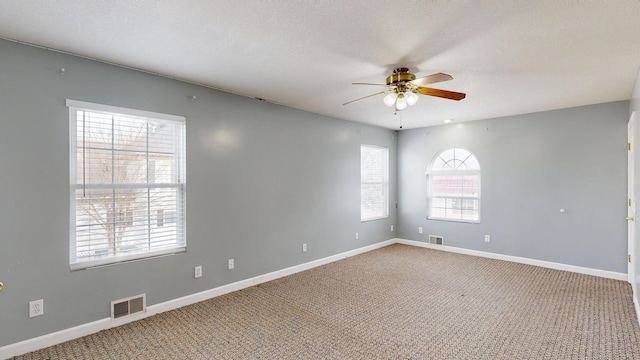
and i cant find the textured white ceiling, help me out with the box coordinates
[0,1,639,129]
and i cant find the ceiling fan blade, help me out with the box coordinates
[410,73,453,86]
[417,87,466,101]
[343,90,390,106]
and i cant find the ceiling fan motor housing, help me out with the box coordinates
[386,68,416,86]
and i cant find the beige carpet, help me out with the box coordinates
[11,244,640,359]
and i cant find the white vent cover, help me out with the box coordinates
[111,294,146,320]
[429,235,443,245]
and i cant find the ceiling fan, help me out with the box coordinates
[343,68,466,111]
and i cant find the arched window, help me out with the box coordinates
[427,148,480,223]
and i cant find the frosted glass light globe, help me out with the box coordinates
[383,93,397,107]
[396,95,408,110]
[405,91,419,106]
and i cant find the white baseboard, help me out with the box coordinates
[0,239,396,359]
[396,239,627,281]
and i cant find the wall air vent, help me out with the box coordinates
[429,235,443,245]
[111,294,146,320]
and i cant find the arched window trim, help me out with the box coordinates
[427,148,481,223]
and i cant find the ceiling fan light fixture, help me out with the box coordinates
[383,93,397,107]
[396,94,408,110]
[405,91,419,106]
[345,68,465,113]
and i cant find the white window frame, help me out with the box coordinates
[427,148,481,223]
[361,144,389,221]
[67,99,186,269]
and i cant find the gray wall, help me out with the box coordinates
[0,39,397,347]
[398,101,629,273]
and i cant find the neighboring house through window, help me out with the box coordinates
[67,100,186,269]
[361,144,389,221]
[427,148,480,223]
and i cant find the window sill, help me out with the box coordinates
[70,247,186,271]
[427,216,480,224]
[361,215,389,222]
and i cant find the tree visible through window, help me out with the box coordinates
[68,100,186,269]
[427,148,480,222]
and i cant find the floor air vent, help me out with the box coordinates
[111,294,146,319]
[429,235,443,245]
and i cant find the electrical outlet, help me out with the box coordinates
[391,225,394,232]
[355,232,359,240]
[228,259,235,270]
[29,299,44,318]
[418,227,423,234]
[485,235,491,243]
[302,243,307,253]
[194,265,202,278]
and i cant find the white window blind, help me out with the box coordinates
[67,99,186,269]
[361,145,389,221]
[427,148,480,223]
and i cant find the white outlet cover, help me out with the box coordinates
[485,235,491,243]
[391,225,394,231]
[302,243,307,252]
[194,265,202,278]
[418,227,423,234]
[29,299,44,318]
[228,259,235,270]
[355,232,359,240]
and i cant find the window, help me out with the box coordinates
[68,100,186,269]
[361,145,389,221]
[427,148,480,223]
